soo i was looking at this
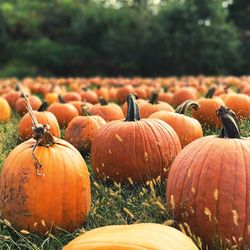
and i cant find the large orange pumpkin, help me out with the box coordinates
[0,109,91,234]
[18,102,60,140]
[91,95,181,183]
[167,106,250,247]
[63,223,198,250]
[149,101,203,148]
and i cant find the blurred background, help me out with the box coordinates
[0,0,249,78]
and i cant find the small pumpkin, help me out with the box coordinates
[140,92,174,118]
[167,106,250,247]
[89,98,124,122]
[15,95,42,116]
[48,95,79,128]
[91,95,181,183]
[18,102,60,140]
[171,87,197,107]
[65,107,106,154]
[0,97,11,122]
[63,223,198,250]
[149,101,203,148]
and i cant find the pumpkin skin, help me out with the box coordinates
[63,223,198,250]
[63,92,82,102]
[69,101,93,115]
[171,87,197,107]
[48,102,79,128]
[65,114,106,154]
[0,97,11,122]
[91,95,181,183]
[167,107,250,247]
[45,92,59,105]
[0,137,91,234]
[80,89,98,104]
[224,93,250,119]
[149,102,203,148]
[3,91,21,109]
[18,109,60,140]
[15,96,42,116]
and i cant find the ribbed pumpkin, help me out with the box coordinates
[48,95,79,128]
[91,95,181,183]
[63,223,198,250]
[65,108,106,154]
[0,100,91,234]
[89,98,124,122]
[192,87,225,128]
[0,97,11,122]
[15,95,42,116]
[149,101,203,148]
[167,106,250,247]
[140,92,174,118]
[224,93,250,119]
[18,102,60,140]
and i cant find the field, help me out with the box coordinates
[0,76,250,249]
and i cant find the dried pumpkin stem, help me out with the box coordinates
[175,100,200,115]
[125,94,140,122]
[148,91,159,104]
[82,104,91,116]
[38,102,49,112]
[58,94,66,103]
[99,98,108,106]
[217,106,241,139]
[205,87,216,98]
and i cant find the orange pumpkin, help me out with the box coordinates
[15,95,42,116]
[48,95,79,128]
[89,98,124,122]
[63,92,81,102]
[65,109,106,154]
[149,101,203,148]
[167,106,250,247]
[140,92,174,118]
[0,111,91,234]
[171,87,197,107]
[80,88,99,104]
[91,95,181,183]
[192,87,225,128]
[0,97,11,122]
[18,102,60,140]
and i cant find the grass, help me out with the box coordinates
[0,114,250,250]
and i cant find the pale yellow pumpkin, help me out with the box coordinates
[63,223,198,250]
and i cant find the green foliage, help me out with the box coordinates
[0,0,247,77]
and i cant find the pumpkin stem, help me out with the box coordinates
[38,102,49,112]
[15,82,21,91]
[125,94,140,122]
[175,100,200,115]
[58,94,66,103]
[149,91,159,104]
[205,87,216,98]
[82,87,88,92]
[217,106,241,139]
[81,104,91,116]
[21,88,55,176]
[163,85,168,93]
[99,97,108,106]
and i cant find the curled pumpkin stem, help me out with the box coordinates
[125,94,140,122]
[217,106,241,139]
[205,87,216,98]
[175,100,200,115]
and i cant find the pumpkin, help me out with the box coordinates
[48,95,79,128]
[116,85,134,104]
[171,87,197,107]
[91,95,181,183]
[63,223,198,250]
[159,86,173,104]
[0,102,91,234]
[69,101,93,115]
[140,92,174,118]
[95,86,109,101]
[3,84,22,109]
[80,88,98,104]
[149,101,203,148]
[0,97,11,122]
[15,95,42,116]
[63,92,82,102]
[167,106,250,247]
[65,108,106,154]
[45,92,59,105]
[18,102,60,140]
[224,93,250,119]
[89,98,124,122]
[192,87,225,128]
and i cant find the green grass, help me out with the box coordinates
[0,114,250,250]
